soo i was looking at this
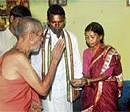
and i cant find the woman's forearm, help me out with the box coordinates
[85,74,109,84]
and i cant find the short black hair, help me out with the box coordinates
[10,5,32,17]
[47,4,65,20]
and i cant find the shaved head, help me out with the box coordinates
[15,17,43,39]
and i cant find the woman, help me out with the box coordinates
[71,22,123,112]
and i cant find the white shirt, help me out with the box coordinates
[0,28,17,56]
[31,28,82,112]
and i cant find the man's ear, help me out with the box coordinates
[9,15,14,23]
[28,32,35,44]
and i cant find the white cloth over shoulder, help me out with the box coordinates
[31,28,82,112]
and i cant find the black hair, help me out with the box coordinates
[85,22,104,43]
[10,5,32,17]
[47,4,65,20]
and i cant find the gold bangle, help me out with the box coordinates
[87,79,91,85]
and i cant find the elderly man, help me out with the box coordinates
[0,17,65,112]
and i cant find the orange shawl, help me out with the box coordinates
[0,76,41,112]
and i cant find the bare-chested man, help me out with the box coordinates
[0,17,65,112]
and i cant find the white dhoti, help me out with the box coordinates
[31,29,82,112]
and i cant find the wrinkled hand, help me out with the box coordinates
[51,39,65,64]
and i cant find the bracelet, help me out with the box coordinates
[82,77,91,85]
[86,78,91,85]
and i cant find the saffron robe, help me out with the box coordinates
[0,76,41,112]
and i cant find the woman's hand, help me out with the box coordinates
[71,77,89,88]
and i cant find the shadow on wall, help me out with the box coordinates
[118,80,130,111]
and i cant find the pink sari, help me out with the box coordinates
[82,45,122,112]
